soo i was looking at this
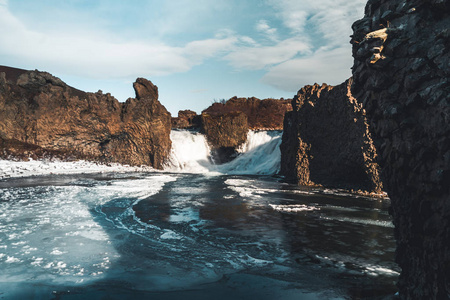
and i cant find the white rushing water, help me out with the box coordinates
[166,130,282,175]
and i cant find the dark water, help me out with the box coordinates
[0,172,398,299]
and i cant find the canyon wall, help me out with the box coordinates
[351,0,449,298]
[280,79,382,193]
[0,66,172,169]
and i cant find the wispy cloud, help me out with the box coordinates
[255,20,278,42]
[267,0,366,45]
[261,46,353,91]
[224,37,311,70]
[251,0,366,91]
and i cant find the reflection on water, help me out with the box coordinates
[0,173,398,299]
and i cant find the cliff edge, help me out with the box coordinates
[351,1,449,298]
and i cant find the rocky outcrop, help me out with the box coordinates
[0,66,172,169]
[280,79,383,193]
[201,111,248,163]
[171,110,201,129]
[202,96,292,130]
[351,1,449,298]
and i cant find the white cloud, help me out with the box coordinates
[266,0,366,45]
[0,4,238,78]
[224,37,311,70]
[184,37,238,62]
[255,20,278,42]
[238,36,258,46]
[237,0,365,91]
[261,46,353,92]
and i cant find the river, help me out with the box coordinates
[0,131,398,299]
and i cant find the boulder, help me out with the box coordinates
[280,79,383,193]
[0,65,172,169]
[351,1,450,298]
[201,111,248,163]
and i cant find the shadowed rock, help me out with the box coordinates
[351,0,450,298]
[280,79,383,194]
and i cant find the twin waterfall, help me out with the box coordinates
[166,130,282,175]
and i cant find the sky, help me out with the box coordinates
[0,0,366,115]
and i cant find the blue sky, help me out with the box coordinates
[0,0,366,115]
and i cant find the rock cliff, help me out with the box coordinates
[171,110,201,129]
[351,0,449,298]
[202,96,292,130]
[280,79,383,193]
[201,111,248,164]
[0,66,172,169]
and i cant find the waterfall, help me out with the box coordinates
[165,130,215,173]
[165,130,282,175]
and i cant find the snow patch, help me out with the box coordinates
[0,159,154,180]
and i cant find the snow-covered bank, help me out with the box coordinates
[0,159,154,180]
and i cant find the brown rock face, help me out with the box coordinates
[171,110,201,129]
[0,66,171,169]
[280,79,382,193]
[202,96,292,130]
[351,1,449,298]
[201,111,248,163]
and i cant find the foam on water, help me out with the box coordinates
[0,174,175,286]
[270,204,320,213]
[321,216,394,228]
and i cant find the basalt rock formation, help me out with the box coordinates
[280,79,383,193]
[0,66,171,169]
[171,110,201,129]
[201,111,248,164]
[351,1,449,298]
[202,96,292,130]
